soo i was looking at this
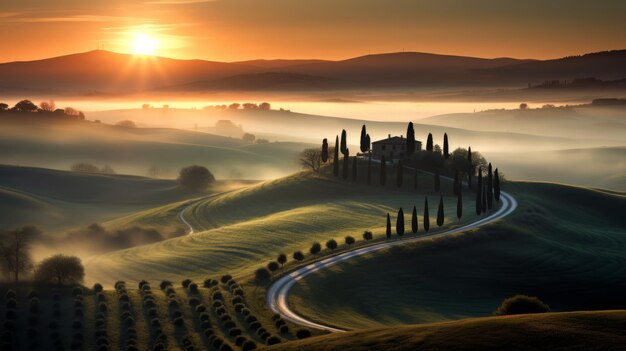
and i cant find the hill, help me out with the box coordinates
[286,182,626,329]
[266,310,626,351]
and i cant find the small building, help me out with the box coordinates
[372,134,422,160]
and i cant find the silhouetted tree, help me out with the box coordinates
[457,188,463,221]
[277,254,287,267]
[423,197,430,232]
[396,208,405,236]
[396,160,403,188]
[321,139,329,163]
[344,235,355,246]
[309,243,321,255]
[380,155,387,186]
[342,148,350,180]
[267,261,279,272]
[362,231,373,240]
[434,169,440,192]
[476,169,482,215]
[178,165,215,192]
[453,171,460,196]
[467,146,473,189]
[494,168,501,202]
[254,268,271,285]
[34,254,84,285]
[0,103,8,111]
[426,133,433,152]
[406,122,416,156]
[333,135,339,176]
[299,148,323,171]
[0,226,37,282]
[293,251,305,262]
[386,213,392,238]
[411,206,418,234]
[340,129,347,155]
[437,195,445,227]
[39,100,55,112]
[326,239,338,251]
[352,156,357,182]
[443,133,449,159]
[360,125,368,153]
[242,133,256,143]
[14,99,37,112]
[487,163,493,210]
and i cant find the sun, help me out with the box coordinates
[131,32,158,56]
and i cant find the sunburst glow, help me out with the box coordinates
[131,32,158,56]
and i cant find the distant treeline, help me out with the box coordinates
[530,77,626,89]
[0,99,85,120]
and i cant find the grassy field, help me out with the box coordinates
[266,310,626,351]
[84,167,480,286]
[286,181,626,329]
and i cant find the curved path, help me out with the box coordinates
[267,191,518,332]
[179,193,222,234]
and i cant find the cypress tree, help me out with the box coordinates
[396,159,403,188]
[482,183,487,213]
[494,168,501,202]
[434,169,440,192]
[386,213,392,238]
[333,135,339,177]
[476,169,482,215]
[352,156,357,182]
[453,171,459,196]
[360,125,368,153]
[423,197,430,232]
[457,187,463,221]
[321,138,329,163]
[437,195,445,227]
[380,155,387,186]
[411,206,418,234]
[367,152,372,185]
[487,163,493,210]
[396,208,405,236]
[342,148,350,180]
[406,122,416,156]
[443,133,449,159]
[340,129,347,155]
[426,133,434,152]
[467,146,473,189]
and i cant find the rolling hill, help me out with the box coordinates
[286,182,626,329]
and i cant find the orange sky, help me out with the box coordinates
[1,0,625,63]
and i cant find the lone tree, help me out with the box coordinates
[300,148,323,172]
[495,295,550,316]
[396,159,403,188]
[178,165,215,192]
[360,125,369,153]
[386,213,392,238]
[476,169,483,215]
[267,261,280,272]
[437,195,445,227]
[340,129,347,155]
[344,235,355,246]
[467,146,473,189]
[277,254,287,267]
[453,171,460,196]
[326,239,338,251]
[254,268,271,285]
[14,99,38,112]
[342,148,350,180]
[396,208,405,236]
[406,122,416,156]
[434,169,440,192]
[494,168,501,202]
[363,231,373,240]
[411,206,418,234]
[352,156,357,182]
[34,254,84,285]
[309,242,321,255]
[443,133,449,159]
[321,139,329,163]
[426,133,434,152]
[333,135,340,176]
[457,188,463,221]
[293,251,305,262]
[487,163,494,210]
[0,226,37,282]
[380,155,387,186]
[423,197,430,232]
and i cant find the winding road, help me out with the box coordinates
[266,191,518,332]
[179,193,222,234]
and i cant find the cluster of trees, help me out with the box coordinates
[385,195,457,237]
[0,225,84,284]
[70,162,116,174]
[204,102,272,111]
[178,165,216,192]
[474,163,501,216]
[0,99,85,120]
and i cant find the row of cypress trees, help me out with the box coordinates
[475,163,501,215]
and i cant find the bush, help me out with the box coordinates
[203,279,217,288]
[267,261,279,272]
[160,280,172,290]
[266,336,281,345]
[309,242,321,255]
[115,281,126,291]
[188,297,201,307]
[182,279,192,288]
[212,291,223,301]
[228,328,242,337]
[326,239,338,251]
[220,275,232,284]
[195,304,207,313]
[494,295,550,316]
[242,340,257,351]
[199,312,210,322]
[362,230,373,240]
[233,289,244,297]
[249,321,261,330]
[293,251,305,261]
[296,329,312,339]
[345,235,355,245]
[279,325,289,334]
[245,315,257,323]
[178,165,215,192]
[188,283,199,293]
[231,296,243,305]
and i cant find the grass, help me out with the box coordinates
[265,310,626,351]
[84,168,478,286]
[286,181,626,329]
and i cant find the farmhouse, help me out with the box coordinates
[372,134,422,160]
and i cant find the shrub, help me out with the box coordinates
[242,340,257,351]
[144,300,156,308]
[257,327,267,336]
[27,327,38,337]
[494,295,550,316]
[75,309,84,317]
[326,239,338,251]
[188,283,199,293]
[245,315,257,324]
[121,302,131,311]
[53,309,61,318]
[228,328,242,337]
[293,251,305,261]
[220,275,232,284]
[233,289,244,297]
[275,319,286,328]
[201,321,212,330]
[362,230,373,240]
[181,279,192,288]
[344,235,355,245]
[266,336,281,345]
[138,280,149,289]
[277,253,287,266]
[215,307,226,316]
[188,297,201,307]
[30,299,40,314]
[160,280,172,290]
[203,328,214,337]
[28,316,38,326]
[115,281,126,290]
[309,242,321,255]
[125,316,135,327]
[195,304,207,313]
[74,300,84,308]
[199,313,210,322]
[212,291,223,301]
[249,321,261,330]
[212,301,223,308]
[279,325,289,334]
[203,279,216,288]
[2,321,15,332]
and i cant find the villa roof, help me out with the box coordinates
[373,136,413,145]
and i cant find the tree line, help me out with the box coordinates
[0,99,85,120]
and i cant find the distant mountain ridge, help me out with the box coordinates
[0,49,625,94]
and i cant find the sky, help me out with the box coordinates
[1,0,625,63]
